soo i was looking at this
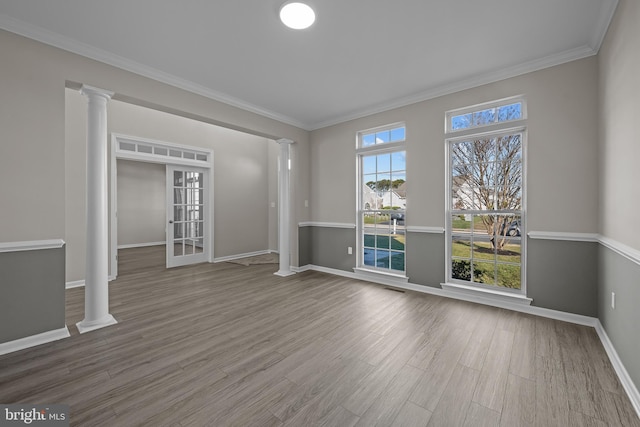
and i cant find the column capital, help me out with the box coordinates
[80,84,114,100]
[276,138,294,145]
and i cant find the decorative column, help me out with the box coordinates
[76,85,118,334]
[275,138,295,277]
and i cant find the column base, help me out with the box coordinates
[76,314,118,334]
[274,270,296,277]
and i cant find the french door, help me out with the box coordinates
[166,165,208,267]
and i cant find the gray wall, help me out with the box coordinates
[0,247,65,343]
[597,0,640,393]
[405,232,445,289]
[117,160,166,247]
[599,246,640,389]
[527,239,598,317]
[306,227,356,272]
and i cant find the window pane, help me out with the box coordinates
[390,252,405,271]
[364,248,375,267]
[391,151,406,172]
[497,264,521,289]
[363,155,377,175]
[390,127,406,142]
[377,154,391,173]
[473,108,496,126]
[376,250,390,268]
[452,113,472,130]
[451,141,473,165]
[474,261,495,285]
[390,233,405,251]
[174,240,184,256]
[173,171,183,187]
[362,133,375,147]
[375,130,390,144]
[195,238,204,254]
[497,103,522,121]
[452,259,473,281]
[496,134,522,162]
[376,234,390,250]
[174,206,185,221]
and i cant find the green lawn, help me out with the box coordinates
[452,240,521,289]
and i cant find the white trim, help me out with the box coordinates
[213,250,272,263]
[406,226,445,234]
[66,280,85,289]
[590,0,619,51]
[441,282,532,306]
[76,315,117,334]
[595,320,640,418]
[308,45,597,130]
[599,236,640,267]
[528,231,599,242]
[300,264,596,326]
[298,222,357,229]
[0,239,65,253]
[0,14,308,130]
[353,267,409,283]
[117,241,166,250]
[0,327,70,356]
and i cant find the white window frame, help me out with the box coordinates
[445,95,527,134]
[356,123,407,277]
[445,99,527,296]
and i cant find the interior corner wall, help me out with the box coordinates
[598,0,640,392]
[308,56,600,315]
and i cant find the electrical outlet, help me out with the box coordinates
[611,292,616,309]
[348,246,353,255]
[305,200,309,207]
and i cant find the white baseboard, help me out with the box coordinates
[213,250,272,263]
[117,241,166,249]
[0,326,70,356]
[595,320,640,418]
[297,263,639,417]
[65,280,85,289]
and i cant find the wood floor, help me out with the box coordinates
[1,245,638,426]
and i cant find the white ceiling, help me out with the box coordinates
[0,0,618,130]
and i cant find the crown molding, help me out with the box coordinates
[308,44,597,130]
[1,2,617,133]
[590,0,619,51]
[0,14,308,130]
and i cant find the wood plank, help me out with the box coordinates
[426,364,480,427]
[472,329,514,412]
[500,374,535,427]
[463,402,501,427]
[391,401,432,427]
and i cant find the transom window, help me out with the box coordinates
[357,124,406,274]
[446,96,525,133]
[446,98,526,292]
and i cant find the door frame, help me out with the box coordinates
[109,133,214,279]
[166,164,209,268]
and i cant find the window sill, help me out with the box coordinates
[354,267,409,284]
[441,282,532,306]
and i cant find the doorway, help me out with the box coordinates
[110,134,213,278]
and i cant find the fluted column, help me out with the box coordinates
[275,138,295,277]
[76,85,118,334]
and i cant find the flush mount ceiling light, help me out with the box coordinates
[279,2,315,30]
